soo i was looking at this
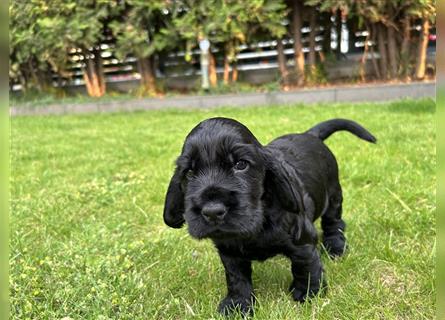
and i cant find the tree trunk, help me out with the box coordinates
[387,23,398,79]
[377,23,388,79]
[208,51,217,87]
[28,59,40,90]
[231,61,238,82]
[308,6,317,72]
[347,17,356,54]
[83,58,98,97]
[335,9,342,57]
[94,48,106,96]
[56,73,64,88]
[27,58,51,92]
[415,18,430,80]
[19,64,31,91]
[321,12,332,55]
[360,25,370,82]
[399,16,411,78]
[223,58,230,84]
[223,43,230,85]
[318,12,331,63]
[40,69,52,91]
[370,23,381,79]
[291,0,304,86]
[277,38,289,85]
[138,56,156,94]
[82,47,106,97]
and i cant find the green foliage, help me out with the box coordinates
[405,0,436,21]
[245,0,288,43]
[9,0,436,92]
[303,0,436,28]
[10,0,115,90]
[10,100,435,319]
[173,0,286,61]
[110,0,176,60]
[305,64,328,85]
[63,1,111,49]
[305,0,350,13]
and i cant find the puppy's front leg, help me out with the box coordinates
[217,252,254,316]
[288,244,324,302]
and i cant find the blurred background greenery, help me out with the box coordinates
[9,0,436,104]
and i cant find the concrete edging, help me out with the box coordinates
[10,81,435,116]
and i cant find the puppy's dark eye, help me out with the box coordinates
[234,160,249,171]
[186,169,194,179]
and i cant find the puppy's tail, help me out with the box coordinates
[306,119,377,143]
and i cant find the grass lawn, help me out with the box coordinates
[11,99,436,319]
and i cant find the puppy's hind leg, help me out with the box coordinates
[321,186,347,258]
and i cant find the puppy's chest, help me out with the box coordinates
[222,235,289,261]
[241,244,283,261]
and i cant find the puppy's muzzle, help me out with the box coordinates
[201,202,227,223]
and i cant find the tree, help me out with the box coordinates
[10,0,112,97]
[355,0,435,80]
[346,1,381,79]
[65,1,112,97]
[399,14,412,79]
[409,0,435,79]
[307,6,317,71]
[276,38,289,85]
[244,0,288,84]
[172,0,221,86]
[288,0,305,86]
[304,0,351,82]
[9,1,69,92]
[110,0,177,95]
[305,0,351,55]
[174,0,286,85]
[9,0,436,95]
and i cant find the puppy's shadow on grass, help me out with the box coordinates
[252,257,293,295]
[386,100,435,114]
[251,246,345,299]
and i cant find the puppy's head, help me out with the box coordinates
[163,117,303,240]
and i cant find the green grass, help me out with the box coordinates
[10,91,139,109]
[11,99,436,319]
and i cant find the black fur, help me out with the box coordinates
[163,117,376,315]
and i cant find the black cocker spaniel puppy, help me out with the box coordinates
[163,117,376,316]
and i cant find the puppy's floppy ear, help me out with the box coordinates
[163,166,185,228]
[261,148,304,214]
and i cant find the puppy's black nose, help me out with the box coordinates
[201,203,227,222]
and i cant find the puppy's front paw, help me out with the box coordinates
[289,277,326,303]
[323,234,347,258]
[217,295,253,316]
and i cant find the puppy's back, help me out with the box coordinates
[266,133,339,217]
[267,133,337,178]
